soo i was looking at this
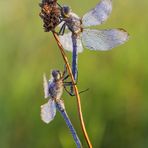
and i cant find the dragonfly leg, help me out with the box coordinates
[64,85,89,97]
[64,82,76,86]
[62,64,70,81]
[64,70,78,87]
[79,88,89,94]
[62,64,67,77]
[71,69,78,85]
[58,23,66,35]
[60,23,66,35]
[63,75,69,81]
[64,85,75,96]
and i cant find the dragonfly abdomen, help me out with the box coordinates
[71,35,78,82]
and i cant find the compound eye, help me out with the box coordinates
[62,6,70,16]
[57,71,62,77]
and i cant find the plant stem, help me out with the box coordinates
[56,101,82,148]
[52,32,92,148]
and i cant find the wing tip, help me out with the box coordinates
[43,73,46,81]
[40,100,56,124]
[118,28,128,33]
[40,105,51,124]
[101,0,112,6]
[41,116,50,124]
[43,73,49,99]
[43,74,46,83]
[117,28,130,40]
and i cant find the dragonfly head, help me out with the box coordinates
[52,70,62,81]
[62,5,71,18]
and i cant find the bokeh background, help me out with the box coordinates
[0,0,148,147]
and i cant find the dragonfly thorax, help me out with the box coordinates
[48,80,63,100]
[48,70,63,100]
[61,6,82,35]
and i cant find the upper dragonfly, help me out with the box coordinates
[58,0,129,91]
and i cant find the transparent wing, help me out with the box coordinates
[59,32,83,53]
[82,0,112,27]
[41,99,56,124]
[82,28,129,51]
[43,74,49,99]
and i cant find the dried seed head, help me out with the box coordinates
[39,0,61,32]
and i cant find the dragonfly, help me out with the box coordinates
[58,0,129,92]
[41,68,87,123]
[41,68,71,123]
[39,0,62,32]
[41,69,82,147]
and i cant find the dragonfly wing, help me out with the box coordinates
[82,28,129,51]
[76,35,83,53]
[43,74,49,99]
[41,99,56,124]
[59,32,83,53]
[82,0,112,27]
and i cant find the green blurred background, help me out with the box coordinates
[0,0,148,147]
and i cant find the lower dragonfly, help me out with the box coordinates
[41,69,82,147]
[58,0,129,93]
[41,68,88,123]
[41,69,71,123]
